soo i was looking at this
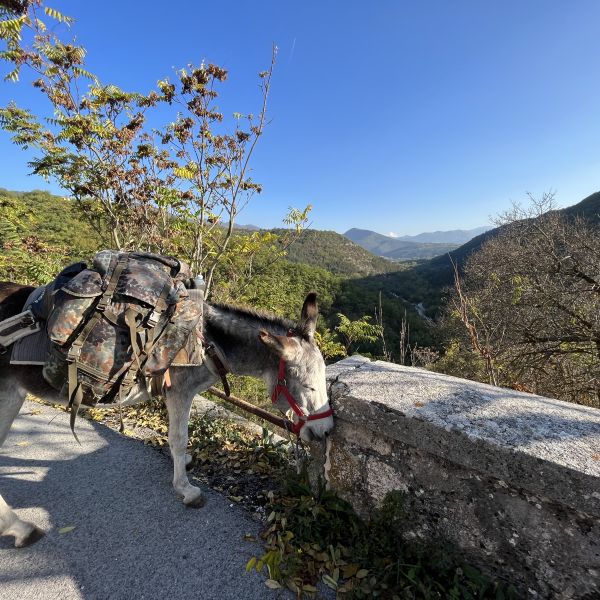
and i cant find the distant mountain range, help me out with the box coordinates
[344,228,462,260]
[394,226,491,245]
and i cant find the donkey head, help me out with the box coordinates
[258,293,333,441]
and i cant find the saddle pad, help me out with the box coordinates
[10,328,52,365]
[10,286,51,365]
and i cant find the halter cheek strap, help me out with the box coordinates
[271,332,334,436]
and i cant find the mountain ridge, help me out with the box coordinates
[344,228,458,260]
[396,226,491,244]
[364,190,600,317]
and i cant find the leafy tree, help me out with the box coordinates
[335,313,383,354]
[314,329,346,361]
[0,2,307,297]
[440,193,600,407]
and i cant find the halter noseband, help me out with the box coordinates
[271,331,334,436]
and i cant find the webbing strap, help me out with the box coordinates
[204,343,231,397]
[66,256,129,440]
[67,361,83,444]
[98,257,128,310]
[66,311,102,397]
[146,282,171,328]
[143,283,171,356]
[124,309,142,370]
[0,309,40,353]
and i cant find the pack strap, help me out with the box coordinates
[67,256,129,440]
[204,342,231,397]
[124,309,142,370]
[66,309,104,442]
[123,282,173,382]
[142,282,172,355]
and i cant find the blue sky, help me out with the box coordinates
[1,0,600,235]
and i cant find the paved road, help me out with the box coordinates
[0,401,285,600]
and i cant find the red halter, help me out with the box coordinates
[271,333,334,436]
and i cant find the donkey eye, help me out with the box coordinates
[302,384,316,391]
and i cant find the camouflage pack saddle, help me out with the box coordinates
[40,250,204,430]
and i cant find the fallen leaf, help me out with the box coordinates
[342,564,360,578]
[15,441,30,447]
[58,525,76,534]
[265,579,281,589]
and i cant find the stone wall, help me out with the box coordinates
[313,356,600,599]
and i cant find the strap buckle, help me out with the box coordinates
[20,313,35,327]
[67,344,82,362]
[147,309,161,327]
[96,297,109,312]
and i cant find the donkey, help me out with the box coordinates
[0,282,333,548]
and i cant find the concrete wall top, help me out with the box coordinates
[326,356,600,517]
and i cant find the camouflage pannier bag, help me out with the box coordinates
[42,250,204,432]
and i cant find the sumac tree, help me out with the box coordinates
[0,2,302,297]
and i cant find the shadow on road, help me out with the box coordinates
[0,404,283,600]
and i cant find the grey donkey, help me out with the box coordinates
[0,283,333,548]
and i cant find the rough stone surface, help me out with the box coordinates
[322,356,600,599]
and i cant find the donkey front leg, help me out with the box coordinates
[164,385,205,508]
[0,382,45,547]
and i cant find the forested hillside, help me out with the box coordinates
[274,228,407,277]
[410,190,600,310]
[3,187,599,403]
[0,188,102,284]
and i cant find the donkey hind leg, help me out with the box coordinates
[164,380,205,508]
[0,381,45,547]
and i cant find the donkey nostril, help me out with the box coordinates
[324,431,330,437]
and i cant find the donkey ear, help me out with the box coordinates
[299,292,318,339]
[258,330,298,360]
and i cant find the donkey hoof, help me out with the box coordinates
[16,526,45,548]
[184,492,206,509]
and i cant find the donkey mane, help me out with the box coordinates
[207,302,297,339]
